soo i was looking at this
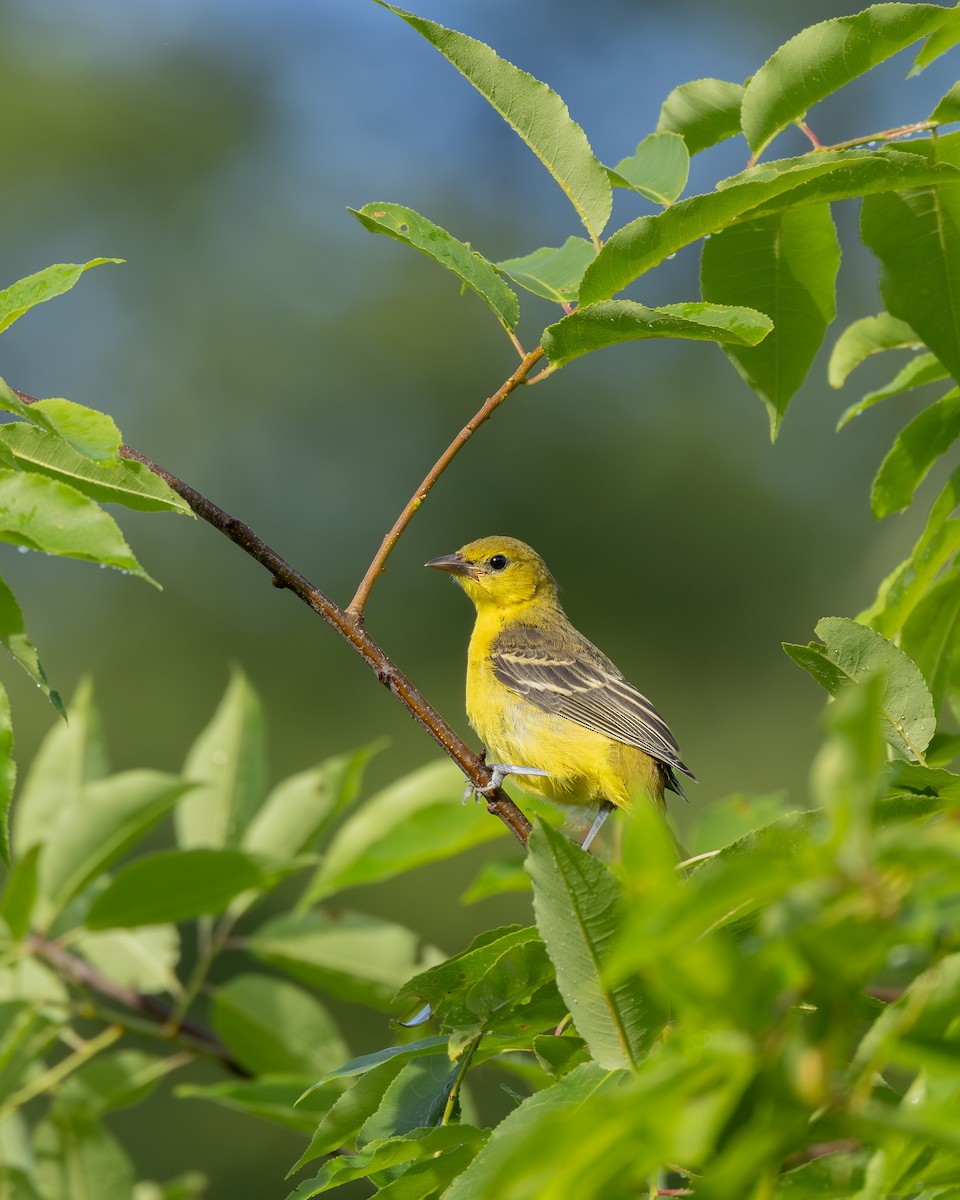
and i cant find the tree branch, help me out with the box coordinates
[13,390,533,846]
[26,932,252,1078]
[346,344,545,620]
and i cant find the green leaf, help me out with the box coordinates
[300,760,505,904]
[914,7,960,71]
[0,424,191,513]
[611,132,689,206]
[581,149,960,304]
[496,237,595,304]
[861,464,960,635]
[250,909,441,1011]
[901,564,960,714]
[828,311,921,387]
[212,973,347,1078]
[701,204,839,437]
[837,352,947,429]
[56,1050,171,1118]
[871,387,960,516]
[70,926,180,995]
[542,299,772,369]
[0,394,122,465]
[0,260,122,336]
[34,1112,135,1200]
[932,81,960,125]
[176,668,267,850]
[85,848,273,929]
[289,1125,487,1198]
[177,1076,338,1137]
[358,1055,457,1144]
[242,742,383,862]
[292,1056,411,1170]
[460,855,531,903]
[687,791,793,857]
[783,616,936,760]
[0,845,39,939]
[656,78,745,155]
[527,820,665,1070]
[0,681,13,867]
[741,5,960,159]
[861,134,960,382]
[349,203,519,332]
[441,1063,622,1200]
[377,3,611,241]
[36,771,192,924]
[0,572,63,716]
[315,1037,450,1085]
[0,470,154,581]
[13,679,108,859]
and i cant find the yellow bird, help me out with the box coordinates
[426,535,694,849]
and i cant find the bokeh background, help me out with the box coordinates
[1,1,956,1194]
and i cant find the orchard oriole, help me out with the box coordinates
[427,536,695,849]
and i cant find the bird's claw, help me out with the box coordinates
[462,763,549,805]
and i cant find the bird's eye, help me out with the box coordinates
[488,554,508,571]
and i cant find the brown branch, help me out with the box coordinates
[13,390,533,846]
[26,932,252,1078]
[346,344,545,621]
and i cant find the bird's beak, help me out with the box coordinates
[425,551,477,578]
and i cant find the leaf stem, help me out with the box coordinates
[345,344,545,621]
[441,1032,482,1125]
[0,1023,123,1122]
[816,119,940,154]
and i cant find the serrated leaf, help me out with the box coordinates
[13,679,108,859]
[0,572,63,716]
[0,260,122,336]
[838,352,947,429]
[914,8,960,71]
[527,820,665,1070]
[212,974,347,1078]
[783,616,936,760]
[656,78,745,155]
[542,299,771,368]
[349,203,519,332]
[611,132,689,206]
[828,312,922,388]
[0,424,191,513]
[378,3,611,240]
[0,380,122,465]
[36,771,192,924]
[871,388,960,516]
[496,237,595,304]
[300,760,504,904]
[250,910,440,1011]
[861,134,960,382]
[85,848,273,929]
[358,1055,457,1145]
[0,681,13,867]
[0,469,154,581]
[315,1037,450,1086]
[176,668,267,849]
[581,149,960,304]
[701,204,839,437]
[741,5,960,158]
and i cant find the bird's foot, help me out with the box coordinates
[580,801,615,853]
[462,763,549,805]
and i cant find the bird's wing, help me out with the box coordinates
[490,622,695,786]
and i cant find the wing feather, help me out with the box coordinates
[491,622,695,792]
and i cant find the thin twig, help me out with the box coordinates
[813,119,939,155]
[27,932,252,1077]
[13,389,533,846]
[346,344,545,621]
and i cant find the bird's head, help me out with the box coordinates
[426,535,558,611]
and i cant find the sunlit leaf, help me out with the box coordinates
[828,311,922,388]
[783,616,936,760]
[901,565,960,715]
[377,3,611,240]
[496,237,595,304]
[656,78,745,155]
[0,260,122,336]
[0,573,63,716]
[349,203,519,332]
[542,299,771,368]
[871,388,960,516]
[741,5,960,158]
[0,682,13,867]
[611,132,689,205]
[837,352,947,429]
[70,926,180,995]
